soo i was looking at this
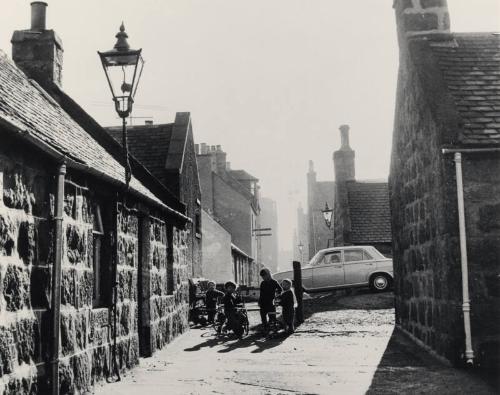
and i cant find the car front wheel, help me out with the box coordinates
[370,274,391,292]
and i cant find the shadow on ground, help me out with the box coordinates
[365,327,499,394]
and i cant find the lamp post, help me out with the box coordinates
[98,22,144,189]
[97,23,143,383]
[321,202,333,228]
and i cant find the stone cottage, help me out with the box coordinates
[0,4,191,393]
[107,113,203,278]
[333,125,392,256]
[391,0,500,368]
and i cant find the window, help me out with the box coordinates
[92,204,105,307]
[316,251,341,265]
[344,249,374,262]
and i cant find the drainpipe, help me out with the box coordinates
[49,162,66,395]
[442,146,500,364]
[453,152,474,365]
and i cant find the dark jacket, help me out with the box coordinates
[205,289,224,309]
[223,292,238,315]
[259,279,282,307]
[279,289,296,325]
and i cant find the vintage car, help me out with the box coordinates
[273,246,393,293]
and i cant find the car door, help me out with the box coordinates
[301,265,313,289]
[312,250,344,289]
[343,248,375,285]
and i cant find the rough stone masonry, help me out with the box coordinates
[0,134,190,394]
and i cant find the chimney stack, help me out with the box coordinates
[11,2,64,87]
[393,0,450,50]
[215,146,227,174]
[333,124,355,182]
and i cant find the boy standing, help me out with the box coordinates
[258,268,282,333]
[278,279,296,335]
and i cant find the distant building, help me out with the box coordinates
[278,249,293,273]
[107,113,203,277]
[197,144,262,285]
[201,209,254,286]
[391,0,500,367]
[294,203,310,262]
[333,125,392,256]
[260,197,279,272]
[307,161,334,258]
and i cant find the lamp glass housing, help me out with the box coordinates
[322,202,333,228]
[98,25,144,118]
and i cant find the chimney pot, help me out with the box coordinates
[200,143,207,154]
[339,124,351,149]
[226,162,231,170]
[31,2,48,31]
[216,145,222,152]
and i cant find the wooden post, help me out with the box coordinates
[293,260,304,324]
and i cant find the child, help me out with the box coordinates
[205,281,224,323]
[222,281,243,336]
[258,268,282,333]
[278,279,296,335]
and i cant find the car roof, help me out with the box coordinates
[318,246,375,253]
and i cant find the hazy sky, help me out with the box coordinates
[1,1,499,258]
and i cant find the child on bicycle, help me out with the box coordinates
[222,281,238,327]
[205,281,224,324]
[277,279,296,335]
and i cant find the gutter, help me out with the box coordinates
[441,146,500,365]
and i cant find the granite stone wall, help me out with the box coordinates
[390,52,500,365]
[148,220,189,353]
[0,135,191,393]
[0,145,52,394]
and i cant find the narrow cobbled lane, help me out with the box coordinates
[96,292,495,395]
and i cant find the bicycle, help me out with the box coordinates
[213,300,250,339]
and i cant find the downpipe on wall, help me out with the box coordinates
[443,147,500,365]
[49,162,66,395]
[452,152,474,366]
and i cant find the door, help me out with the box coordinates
[312,250,344,289]
[343,248,375,285]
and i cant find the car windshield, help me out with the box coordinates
[308,251,323,266]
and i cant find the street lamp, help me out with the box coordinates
[321,202,333,229]
[98,22,144,188]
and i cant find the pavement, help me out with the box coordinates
[95,291,497,395]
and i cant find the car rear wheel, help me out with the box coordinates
[370,274,391,292]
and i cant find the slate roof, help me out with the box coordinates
[107,123,173,184]
[229,170,259,181]
[107,113,193,188]
[429,33,500,146]
[347,181,392,243]
[0,50,175,211]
